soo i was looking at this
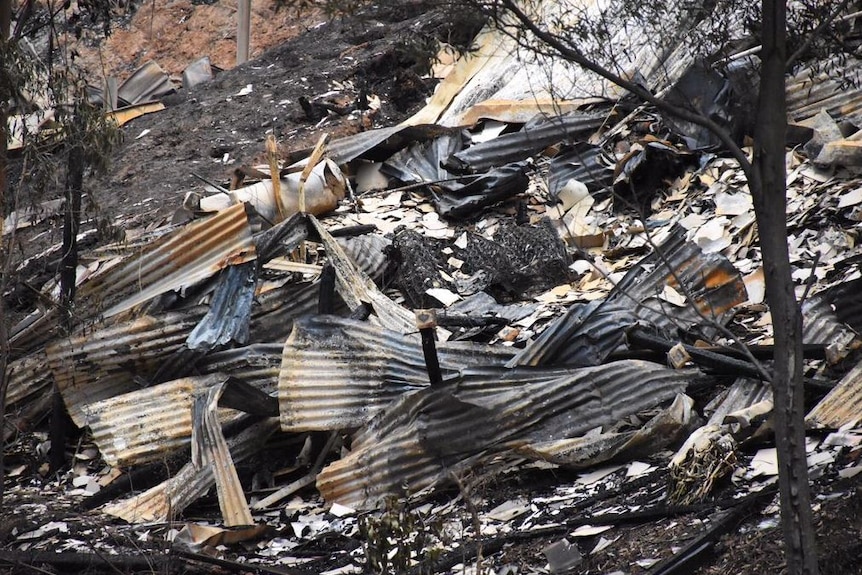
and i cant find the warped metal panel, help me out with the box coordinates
[87,374,230,467]
[10,204,255,357]
[77,203,256,319]
[317,360,692,509]
[510,225,746,367]
[519,393,695,468]
[5,351,52,408]
[117,60,174,105]
[198,343,284,395]
[807,359,862,429]
[47,309,205,427]
[103,418,279,523]
[443,112,607,174]
[278,316,516,431]
[787,58,862,125]
[192,381,253,526]
[802,278,862,357]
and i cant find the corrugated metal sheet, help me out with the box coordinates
[191,382,253,526]
[117,61,174,105]
[247,281,321,344]
[311,216,416,334]
[86,374,230,467]
[278,316,516,431]
[807,359,862,429]
[198,344,283,395]
[547,142,616,198]
[187,262,256,351]
[703,378,772,425]
[802,278,862,355]
[510,225,746,367]
[79,202,256,319]
[4,351,52,408]
[317,360,692,509]
[288,124,453,170]
[10,203,255,357]
[405,2,699,127]
[443,112,607,174]
[47,309,205,427]
[787,57,862,125]
[518,393,695,468]
[103,418,279,523]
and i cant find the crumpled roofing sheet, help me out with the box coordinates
[86,374,233,467]
[278,315,516,431]
[317,360,693,509]
[10,203,256,356]
[47,309,206,427]
[406,0,713,127]
[103,418,279,523]
[510,225,746,367]
[807,358,862,429]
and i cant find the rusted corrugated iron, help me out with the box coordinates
[198,344,283,395]
[187,262,257,351]
[547,142,616,199]
[10,203,256,357]
[5,351,52,409]
[518,393,695,468]
[310,216,416,334]
[510,225,746,367]
[787,57,862,125]
[317,360,693,509]
[47,310,205,427]
[116,61,174,106]
[104,418,279,523]
[807,359,862,429]
[278,315,516,431]
[801,277,862,362]
[191,380,253,526]
[86,374,232,467]
[81,203,256,319]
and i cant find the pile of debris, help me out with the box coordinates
[6,8,862,575]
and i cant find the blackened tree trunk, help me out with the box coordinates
[50,138,84,474]
[0,0,12,503]
[751,0,819,573]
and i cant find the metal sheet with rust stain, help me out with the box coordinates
[807,359,862,429]
[86,374,231,467]
[278,315,516,432]
[47,310,205,427]
[510,225,747,367]
[787,57,862,125]
[317,360,693,509]
[77,202,256,319]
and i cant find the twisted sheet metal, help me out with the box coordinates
[79,203,256,319]
[802,279,862,360]
[443,112,608,174]
[86,374,229,467]
[10,204,255,356]
[103,417,279,523]
[5,351,52,408]
[47,309,206,427]
[317,360,693,509]
[278,315,516,431]
[510,225,746,367]
[787,58,862,125]
[199,343,284,395]
[807,359,862,429]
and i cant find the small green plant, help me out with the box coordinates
[358,496,446,575]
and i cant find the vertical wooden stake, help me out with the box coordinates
[416,309,442,387]
[265,135,284,222]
